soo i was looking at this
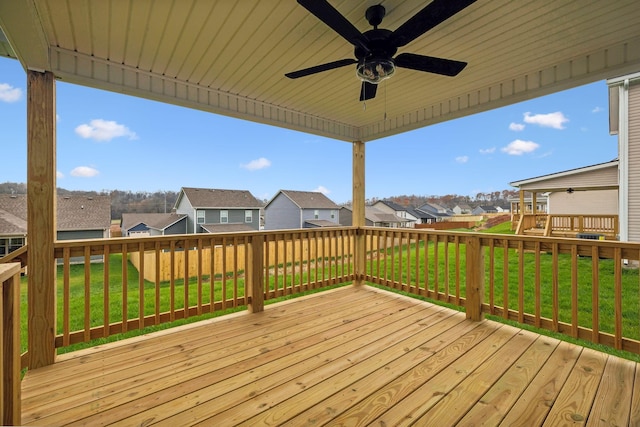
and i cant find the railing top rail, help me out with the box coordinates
[0,262,21,282]
[53,226,360,246]
[0,245,28,266]
[52,227,359,258]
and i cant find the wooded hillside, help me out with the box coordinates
[0,182,518,220]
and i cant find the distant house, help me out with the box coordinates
[472,205,499,215]
[174,187,262,234]
[339,206,408,227]
[411,208,439,225]
[121,213,187,237]
[371,200,418,228]
[264,190,339,230]
[417,203,453,221]
[0,194,111,257]
[453,204,473,215]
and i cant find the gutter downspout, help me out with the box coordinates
[619,80,629,243]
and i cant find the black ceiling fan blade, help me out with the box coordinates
[297,0,369,52]
[359,81,377,101]
[285,58,357,79]
[395,53,467,76]
[389,0,478,48]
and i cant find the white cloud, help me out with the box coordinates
[509,122,525,131]
[75,119,138,141]
[592,106,603,113]
[455,156,469,164]
[523,111,568,129]
[0,83,22,102]
[241,157,271,171]
[501,139,540,155]
[70,166,100,177]
[479,147,496,154]
[57,171,64,179]
[313,185,330,195]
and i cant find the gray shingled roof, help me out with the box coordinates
[0,194,111,233]
[57,196,111,231]
[180,187,262,209]
[278,190,338,209]
[121,213,187,232]
[0,195,27,234]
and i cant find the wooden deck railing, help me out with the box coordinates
[3,225,640,418]
[0,262,21,426]
[46,228,356,350]
[363,227,640,354]
[547,214,619,237]
[515,214,619,238]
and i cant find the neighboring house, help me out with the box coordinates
[417,203,453,221]
[453,204,473,215]
[174,187,262,234]
[264,190,339,230]
[0,194,111,257]
[472,205,499,215]
[609,71,640,242]
[510,161,618,217]
[371,200,419,228]
[339,206,408,227]
[121,213,188,237]
[410,208,439,224]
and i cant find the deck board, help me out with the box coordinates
[20,284,640,426]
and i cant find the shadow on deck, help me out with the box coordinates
[21,285,639,426]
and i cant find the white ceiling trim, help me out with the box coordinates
[50,35,640,144]
[51,47,360,142]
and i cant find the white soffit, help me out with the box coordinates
[1,0,640,142]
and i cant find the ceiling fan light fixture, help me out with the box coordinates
[356,58,395,84]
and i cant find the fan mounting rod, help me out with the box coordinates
[365,4,386,28]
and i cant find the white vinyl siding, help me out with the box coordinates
[548,190,618,215]
[628,82,640,241]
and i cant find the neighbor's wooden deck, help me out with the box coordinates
[21,285,640,426]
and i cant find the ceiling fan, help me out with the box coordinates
[285,0,477,101]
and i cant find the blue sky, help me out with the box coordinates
[1,56,617,204]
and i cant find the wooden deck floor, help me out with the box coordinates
[21,285,640,426]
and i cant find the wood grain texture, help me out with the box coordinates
[20,285,640,426]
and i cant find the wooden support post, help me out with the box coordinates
[248,235,264,313]
[532,191,537,215]
[465,236,485,321]
[1,263,21,426]
[27,69,57,368]
[352,141,365,285]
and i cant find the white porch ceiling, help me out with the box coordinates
[1,0,640,142]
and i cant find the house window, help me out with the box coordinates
[196,210,205,224]
[331,210,336,219]
[220,210,228,223]
[245,210,253,223]
[314,209,319,219]
[0,237,25,256]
